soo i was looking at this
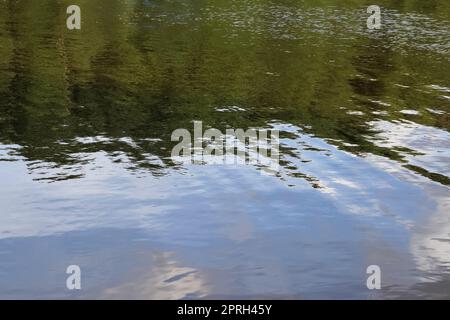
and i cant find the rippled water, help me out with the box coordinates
[0,0,449,299]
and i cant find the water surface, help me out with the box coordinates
[0,0,449,299]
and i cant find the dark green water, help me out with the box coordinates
[0,0,449,299]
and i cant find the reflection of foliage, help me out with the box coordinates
[0,0,449,184]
